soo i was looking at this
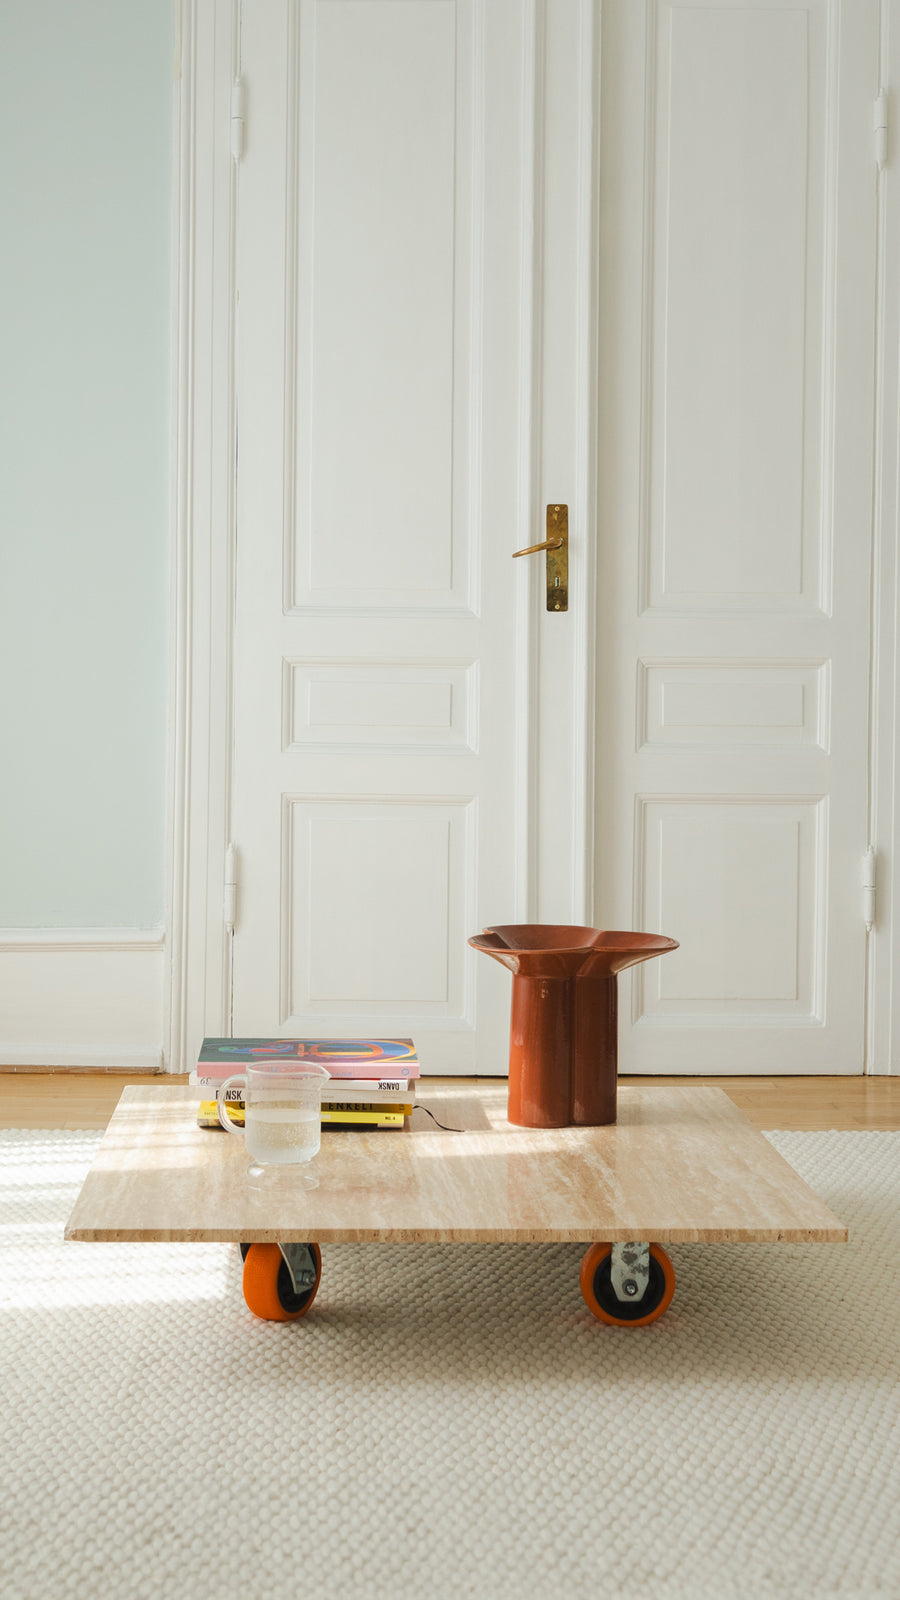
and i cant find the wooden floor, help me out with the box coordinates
[2,1071,900,1130]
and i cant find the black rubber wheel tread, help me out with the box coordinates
[590,1250,668,1322]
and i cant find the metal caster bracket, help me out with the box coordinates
[278,1243,317,1295]
[610,1242,650,1304]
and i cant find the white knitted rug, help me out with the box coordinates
[1,1128,899,1600]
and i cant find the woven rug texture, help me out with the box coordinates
[1,1127,899,1600]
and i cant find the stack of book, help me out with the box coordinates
[191,1038,419,1130]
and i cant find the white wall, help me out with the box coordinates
[0,2,174,1064]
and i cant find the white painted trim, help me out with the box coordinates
[572,0,602,925]
[0,1054,163,1071]
[0,930,165,954]
[513,0,544,923]
[164,0,190,1079]
[164,0,239,1074]
[0,941,165,1070]
[869,0,900,1072]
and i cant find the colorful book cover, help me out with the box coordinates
[197,1038,419,1080]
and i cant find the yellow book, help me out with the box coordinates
[321,1108,407,1126]
[198,1102,408,1129]
[321,1101,413,1116]
[197,1099,244,1129]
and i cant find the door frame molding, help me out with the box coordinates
[515,0,602,927]
[165,0,239,1071]
[868,0,900,1072]
[572,0,603,923]
[167,0,900,1074]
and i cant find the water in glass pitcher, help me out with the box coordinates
[244,1103,321,1165]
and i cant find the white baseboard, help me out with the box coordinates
[0,930,166,1070]
[1,1052,164,1070]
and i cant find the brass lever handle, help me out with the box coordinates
[512,504,568,611]
[512,537,563,557]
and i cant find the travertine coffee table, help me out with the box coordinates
[64,1082,847,1328]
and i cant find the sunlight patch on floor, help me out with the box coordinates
[1,1241,232,1311]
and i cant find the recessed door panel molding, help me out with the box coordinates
[637,660,831,752]
[632,796,828,1026]
[599,0,875,1074]
[283,659,479,753]
[639,0,835,615]
[281,796,477,1027]
[285,0,484,616]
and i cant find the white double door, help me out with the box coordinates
[231,0,878,1076]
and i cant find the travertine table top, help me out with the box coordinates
[63,1083,848,1246]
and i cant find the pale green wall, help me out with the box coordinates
[0,2,173,927]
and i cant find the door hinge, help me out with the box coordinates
[224,843,238,932]
[863,847,877,932]
[231,77,246,162]
[874,91,888,171]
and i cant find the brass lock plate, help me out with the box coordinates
[546,504,568,612]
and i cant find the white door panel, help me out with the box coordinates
[232,0,597,1071]
[598,0,877,1073]
[232,0,875,1077]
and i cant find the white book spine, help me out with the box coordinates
[322,1080,416,1099]
[190,1072,415,1099]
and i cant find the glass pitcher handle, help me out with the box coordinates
[216,1073,247,1134]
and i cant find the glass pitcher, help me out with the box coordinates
[216,1061,331,1174]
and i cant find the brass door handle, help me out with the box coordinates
[512,537,563,557]
[512,504,568,611]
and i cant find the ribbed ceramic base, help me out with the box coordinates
[508,974,617,1128]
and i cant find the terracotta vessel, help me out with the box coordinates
[468,925,679,1128]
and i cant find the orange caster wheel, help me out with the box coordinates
[580,1241,675,1327]
[242,1242,322,1321]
